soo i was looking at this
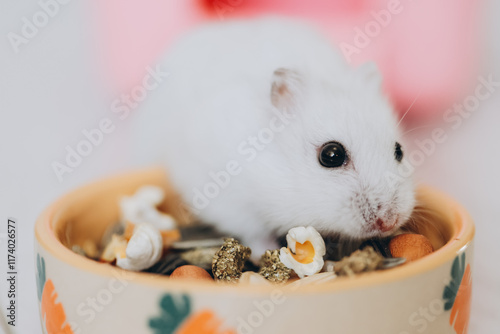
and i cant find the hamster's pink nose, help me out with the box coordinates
[374,218,395,233]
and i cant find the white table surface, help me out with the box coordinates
[1,1,499,333]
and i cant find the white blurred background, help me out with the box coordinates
[1,1,499,333]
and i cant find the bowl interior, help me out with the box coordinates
[53,168,192,249]
[35,168,474,291]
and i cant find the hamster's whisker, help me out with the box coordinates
[396,89,422,128]
[404,206,447,243]
[401,124,435,136]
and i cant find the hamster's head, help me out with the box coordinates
[262,64,415,240]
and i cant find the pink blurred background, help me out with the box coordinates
[90,0,482,121]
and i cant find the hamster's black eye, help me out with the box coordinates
[319,141,347,168]
[395,142,403,162]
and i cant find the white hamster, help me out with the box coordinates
[135,17,416,255]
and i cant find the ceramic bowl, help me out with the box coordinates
[34,168,474,334]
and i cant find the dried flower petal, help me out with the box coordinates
[120,185,176,230]
[100,234,128,262]
[286,272,337,289]
[239,272,273,286]
[279,226,326,278]
[116,223,163,271]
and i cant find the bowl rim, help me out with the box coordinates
[35,168,475,296]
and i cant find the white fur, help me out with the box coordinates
[134,17,415,255]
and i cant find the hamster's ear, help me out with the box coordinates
[357,62,382,89]
[271,68,302,111]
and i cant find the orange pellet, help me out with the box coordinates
[170,265,213,281]
[389,234,433,262]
